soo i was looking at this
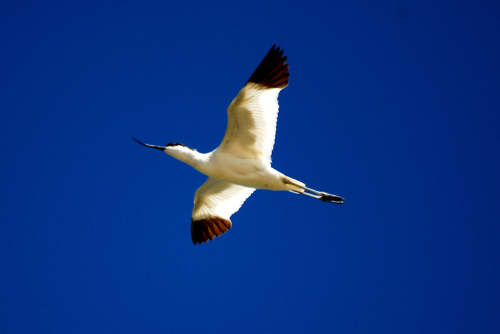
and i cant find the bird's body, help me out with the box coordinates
[193,150,298,191]
[202,153,280,190]
[134,45,343,245]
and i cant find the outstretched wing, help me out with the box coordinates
[191,177,255,245]
[218,45,289,161]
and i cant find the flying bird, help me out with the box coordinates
[134,45,344,245]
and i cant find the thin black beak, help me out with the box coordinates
[132,137,166,151]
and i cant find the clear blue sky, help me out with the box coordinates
[1,1,499,333]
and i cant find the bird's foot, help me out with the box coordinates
[319,193,344,204]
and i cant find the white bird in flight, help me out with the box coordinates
[133,45,344,245]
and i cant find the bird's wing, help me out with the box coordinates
[218,45,289,160]
[191,177,255,245]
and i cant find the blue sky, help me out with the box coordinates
[1,1,499,333]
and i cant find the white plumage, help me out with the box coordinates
[221,82,280,160]
[134,45,344,245]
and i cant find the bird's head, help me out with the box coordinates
[132,137,198,164]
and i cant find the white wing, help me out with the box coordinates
[191,177,255,244]
[218,45,289,160]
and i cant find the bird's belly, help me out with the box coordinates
[204,156,283,190]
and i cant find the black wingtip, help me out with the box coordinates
[191,217,232,245]
[247,44,289,89]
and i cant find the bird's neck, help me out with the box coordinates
[165,147,209,170]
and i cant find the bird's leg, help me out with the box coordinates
[303,186,344,204]
[295,190,322,200]
[284,179,344,204]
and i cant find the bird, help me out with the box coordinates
[133,45,344,245]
